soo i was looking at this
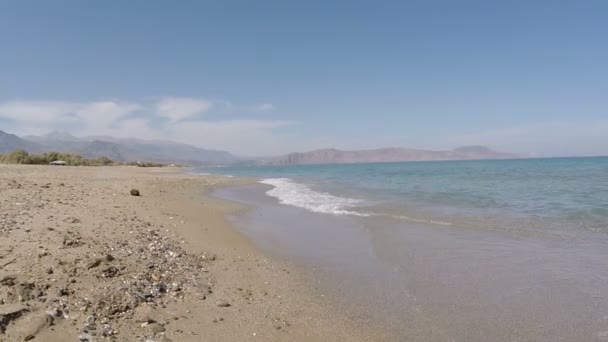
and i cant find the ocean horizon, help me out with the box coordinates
[199,156,608,237]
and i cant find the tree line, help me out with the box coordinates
[0,149,113,166]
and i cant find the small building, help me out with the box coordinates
[49,160,67,166]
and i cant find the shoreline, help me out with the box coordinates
[214,179,608,342]
[0,165,384,341]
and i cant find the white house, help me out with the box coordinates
[49,160,67,166]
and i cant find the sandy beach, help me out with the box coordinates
[0,165,382,342]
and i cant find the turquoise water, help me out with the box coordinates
[198,157,608,234]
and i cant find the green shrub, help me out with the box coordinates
[0,149,114,166]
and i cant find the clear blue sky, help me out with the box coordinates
[0,0,606,156]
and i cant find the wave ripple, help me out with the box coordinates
[259,178,369,216]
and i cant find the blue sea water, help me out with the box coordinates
[203,157,608,341]
[198,157,608,235]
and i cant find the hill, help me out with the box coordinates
[254,146,518,166]
[19,131,239,165]
[0,130,41,153]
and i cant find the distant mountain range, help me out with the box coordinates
[0,130,41,153]
[1,129,519,166]
[1,130,239,165]
[254,146,519,166]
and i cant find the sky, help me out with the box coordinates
[0,0,607,157]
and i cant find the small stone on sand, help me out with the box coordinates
[215,299,231,307]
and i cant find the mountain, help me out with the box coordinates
[0,130,42,153]
[254,146,518,166]
[4,129,518,166]
[20,131,239,165]
[77,140,138,161]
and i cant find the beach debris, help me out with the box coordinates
[130,189,141,196]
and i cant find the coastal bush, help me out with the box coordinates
[0,149,114,166]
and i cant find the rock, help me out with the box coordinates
[0,303,28,316]
[215,299,230,308]
[84,315,96,331]
[101,266,120,278]
[18,312,53,341]
[132,304,156,323]
[130,189,141,196]
[79,332,93,341]
[64,217,81,224]
[45,308,63,319]
[102,323,114,337]
[87,258,103,270]
[0,304,28,333]
[46,267,54,274]
[0,273,27,286]
[145,322,166,334]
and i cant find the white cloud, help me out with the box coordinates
[156,97,212,122]
[0,101,78,123]
[77,101,142,128]
[0,98,298,155]
[0,100,141,133]
[168,120,296,155]
[107,118,160,140]
[254,103,275,112]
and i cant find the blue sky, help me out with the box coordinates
[0,0,606,156]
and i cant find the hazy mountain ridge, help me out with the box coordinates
[4,130,239,165]
[254,146,518,166]
[0,130,42,153]
[3,129,518,166]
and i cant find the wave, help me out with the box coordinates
[259,178,370,216]
[258,178,455,224]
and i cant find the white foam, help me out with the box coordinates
[259,178,369,216]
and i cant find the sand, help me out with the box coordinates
[0,165,381,341]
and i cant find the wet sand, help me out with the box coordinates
[216,184,608,342]
[0,165,383,341]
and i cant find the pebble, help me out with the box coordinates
[78,332,93,341]
[86,258,102,269]
[146,322,166,334]
[215,299,231,308]
[46,308,62,319]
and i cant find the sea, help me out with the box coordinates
[197,157,608,341]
